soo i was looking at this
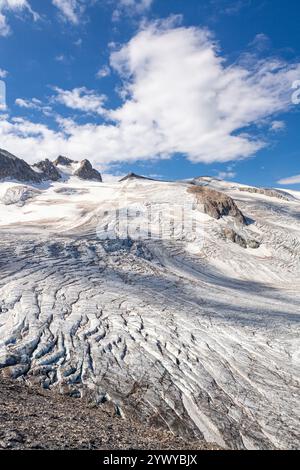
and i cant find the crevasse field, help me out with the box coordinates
[0,174,299,450]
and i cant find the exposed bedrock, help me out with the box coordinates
[238,186,295,201]
[1,185,41,206]
[33,159,62,182]
[222,227,260,249]
[0,148,42,183]
[74,159,102,182]
[53,156,76,167]
[189,185,246,225]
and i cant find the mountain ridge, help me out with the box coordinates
[0,149,102,184]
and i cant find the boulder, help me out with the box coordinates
[222,228,260,249]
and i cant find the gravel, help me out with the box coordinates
[0,378,219,450]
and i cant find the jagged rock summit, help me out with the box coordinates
[53,155,102,182]
[0,148,42,183]
[119,172,154,182]
[0,149,103,184]
[53,156,76,167]
[74,159,102,182]
[33,159,62,182]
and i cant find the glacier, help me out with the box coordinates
[0,175,299,450]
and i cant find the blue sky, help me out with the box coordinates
[0,0,299,188]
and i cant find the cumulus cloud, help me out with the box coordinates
[108,21,300,163]
[15,97,53,117]
[15,97,41,109]
[278,174,300,185]
[0,0,39,36]
[53,87,107,115]
[96,65,111,79]
[270,120,286,132]
[1,20,300,167]
[0,68,8,78]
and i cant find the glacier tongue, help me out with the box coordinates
[0,178,299,450]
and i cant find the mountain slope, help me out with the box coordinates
[0,377,218,450]
[0,175,299,450]
[0,149,42,183]
[0,150,102,184]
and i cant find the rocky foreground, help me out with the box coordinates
[0,377,218,450]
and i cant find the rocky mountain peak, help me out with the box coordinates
[33,159,62,182]
[0,148,42,183]
[119,173,152,182]
[0,149,104,184]
[73,159,102,182]
[53,156,76,167]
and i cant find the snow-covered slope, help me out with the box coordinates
[0,175,299,450]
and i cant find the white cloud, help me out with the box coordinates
[52,0,85,24]
[54,87,107,115]
[0,0,39,36]
[216,171,236,180]
[278,174,300,185]
[108,21,300,163]
[270,120,286,132]
[0,68,8,78]
[250,33,271,52]
[74,38,82,47]
[96,65,111,79]
[0,12,9,36]
[1,20,300,167]
[55,54,66,62]
[118,0,153,13]
[15,98,36,108]
[113,0,153,21]
[15,97,44,109]
[15,97,53,117]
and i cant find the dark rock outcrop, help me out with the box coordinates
[33,159,62,182]
[0,149,42,183]
[189,185,246,225]
[238,187,294,202]
[222,227,260,249]
[1,186,41,207]
[73,160,102,182]
[53,156,76,167]
[119,173,153,182]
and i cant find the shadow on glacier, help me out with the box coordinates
[244,196,300,220]
[1,235,299,327]
[98,238,300,326]
[121,268,300,326]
